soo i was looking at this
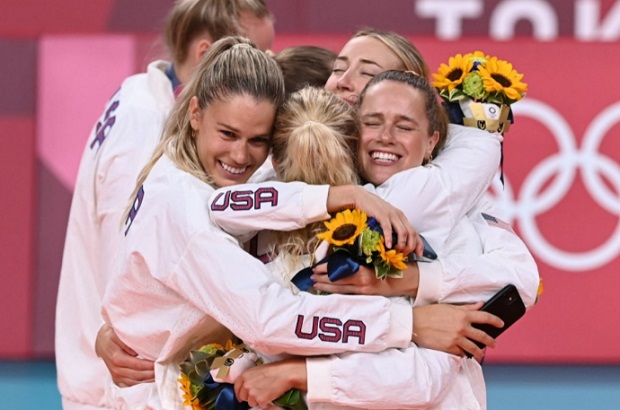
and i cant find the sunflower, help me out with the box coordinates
[376,238,408,271]
[477,56,527,102]
[178,373,203,410]
[317,209,367,246]
[432,53,474,92]
[463,50,488,67]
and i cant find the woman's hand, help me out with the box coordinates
[411,302,504,360]
[95,323,155,386]
[311,262,420,297]
[234,358,307,409]
[326,185,422,255]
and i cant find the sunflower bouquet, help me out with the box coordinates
[432,51,527,134]
[179,340,307,410]
[316,209,408,280]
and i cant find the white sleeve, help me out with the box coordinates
[415,196,540,308]
[306,345,461,409]
[370,125,502,251]
[208,181,330,241]
[163,227,413,356]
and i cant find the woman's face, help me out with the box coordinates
[325,36,403,106]
[358,80,438,186]
[189,93,275,187]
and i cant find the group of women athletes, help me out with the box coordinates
[56,1,539,409]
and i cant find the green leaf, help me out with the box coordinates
[179,362,194,376]
[190,349,213,364]
[374,262,389,280]
[385,266,404,279]
[187,369,204,387]
[273,389,309,410]
[194,360,212,378]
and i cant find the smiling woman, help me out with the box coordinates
[325,28,429,105]
[357,72,447,186]
[189,93,275,187]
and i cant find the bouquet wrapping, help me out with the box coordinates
[178,341,307,410]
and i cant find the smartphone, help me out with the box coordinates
[466,284,526,357]
[396,234,437,261]
[418,235,437,261]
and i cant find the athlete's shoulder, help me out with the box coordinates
[115,60,174,113]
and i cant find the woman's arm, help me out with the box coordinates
[304,347,462,409]
[415,196,540,308]
[209,181,420,252]
[103,224,419,358]
[234,302,498,409]
[233,345,464,409]
[208,181,330,241]
[370,124,502,251]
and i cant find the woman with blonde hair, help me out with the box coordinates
[56,0,276,407]
[269,87,360,272]
[101,36,429,410]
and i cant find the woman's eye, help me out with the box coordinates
[361,72,376,78]
[220,130,235,138]
[250,137,270,145]
[363,121,380,127]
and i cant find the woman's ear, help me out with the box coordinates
[189,96,200,132]
[271,155,278,172]
[427,130,440,158]
[194,39,212,63]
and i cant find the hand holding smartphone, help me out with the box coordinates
[466,284,526,358]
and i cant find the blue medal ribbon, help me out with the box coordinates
[291,249,364,291]
[203,374,250,410]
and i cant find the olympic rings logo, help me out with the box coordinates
[488,98,620,272]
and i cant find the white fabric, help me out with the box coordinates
[305,194,539,410]
[414,195,540,309]
[205,124,537,409]
[55,60,175,409]
[101,155,414,409]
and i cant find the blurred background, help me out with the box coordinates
[1,0,619,408]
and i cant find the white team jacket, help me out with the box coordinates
[101,155,416,409]
[55,60,175,410]
[207,124,539,409]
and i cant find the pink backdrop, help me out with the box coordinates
[0,0,619,363]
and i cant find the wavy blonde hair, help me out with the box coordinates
[352,28,430,80]
[271,86,360,266]
[123,36,284,224]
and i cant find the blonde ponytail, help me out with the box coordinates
[271,87,359,265]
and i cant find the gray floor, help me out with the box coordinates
[1,361,619,409]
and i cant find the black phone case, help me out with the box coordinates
[395,234,437,261]
[467,284,526,357]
